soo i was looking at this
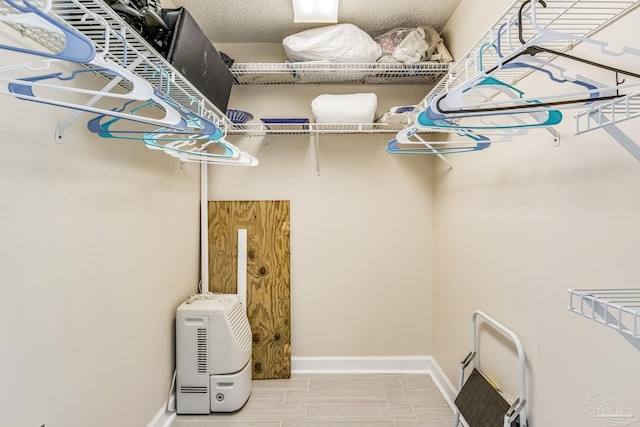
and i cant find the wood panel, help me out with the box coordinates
[208,201,291,379]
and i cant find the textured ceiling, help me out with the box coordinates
[171,0,462,43]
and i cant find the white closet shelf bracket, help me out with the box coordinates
[567,289,640,340]
[575,92,640,161]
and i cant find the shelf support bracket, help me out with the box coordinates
[545,126,560,146]
[54,56,146,143]
[600,120,640,162]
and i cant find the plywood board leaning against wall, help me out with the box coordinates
[208,200,291,379]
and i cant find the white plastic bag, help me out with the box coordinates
[283,24,382,63]
[374,26,442,63]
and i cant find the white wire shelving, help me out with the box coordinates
[0,0,229,135]
[225,61,451,135]
[418,0,640,111]
[0,0,452,152]
[575,91,640,135]
[226,62,451,135]
[568,289,640,340]
[229,62,451,86]
[407,0,640,152]
[226,122,412,136]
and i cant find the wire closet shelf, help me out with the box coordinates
[406,0,640,131]
[0,0,229,132]
[226,62,451,135]
[229,62,451,86]
[568,289,640,340]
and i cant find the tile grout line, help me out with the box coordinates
[410,402,419,422]
[305,377,310,422]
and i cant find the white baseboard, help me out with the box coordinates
[147,394,176,427]
[291,355,432,374]
[291,356,459,412]
[426,356,458,409]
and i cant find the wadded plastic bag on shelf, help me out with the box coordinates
[283,24,382,63]
[374,26,442,63]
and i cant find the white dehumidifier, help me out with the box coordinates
[176,294,252,414]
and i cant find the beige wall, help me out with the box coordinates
[435,2,640,426]
[0,29,200,427]
[4,2,638,425]
[207,45,436,356]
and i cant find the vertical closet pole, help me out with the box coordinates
[200,161,209,292]
[237,229,247,313]
[314,131,321,176]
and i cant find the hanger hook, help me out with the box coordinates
[519,0,547,45]
[151,63,171,95]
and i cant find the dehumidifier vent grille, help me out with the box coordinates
[197,328,207,373]
[227,301,252,352]
[180,386,207,394]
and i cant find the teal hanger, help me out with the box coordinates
[432,0,640,116]
[142,132,235,160]
[422,77,563,127]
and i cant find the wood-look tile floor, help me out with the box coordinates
[171,374,455,427]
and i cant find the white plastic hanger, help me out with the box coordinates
[1,11,154,101]
[0,0,96,63]
[435,0,640,114]
[0,9,186,129]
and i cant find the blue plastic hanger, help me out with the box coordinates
[433,0,640,115]
[0,0,95,63]
[386,135,491,155]
[86,100,222,141]
[5,65,154,101]
[85,66,222,139]
[142,133,235,160]
[141,133,260,165]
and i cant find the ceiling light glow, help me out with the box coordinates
[292,0,339,23]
